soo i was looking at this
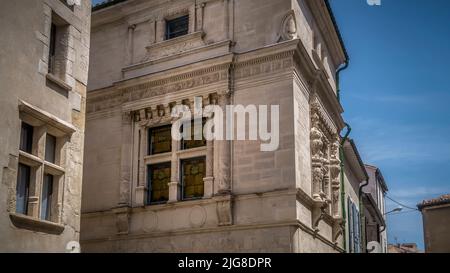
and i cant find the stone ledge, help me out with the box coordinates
[46,73,72,92]
[9,213,65,235]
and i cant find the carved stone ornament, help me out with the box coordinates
[66,0,81,6]
[113,207,130,235]
[216,196,233,226]
[332,217,345,243]
[279,10,298,42]
[310,95,342,229]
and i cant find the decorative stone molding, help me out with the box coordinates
[9,213,65,235]
[113,207,130,235]
[310,94,341,230]
[278,10,298,42]
[189,205,207,228]
[144,31,205,62]
[215,195,233,226]
[234,51,294,80]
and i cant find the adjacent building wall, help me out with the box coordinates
[0,0,91,252]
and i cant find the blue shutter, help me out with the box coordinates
[347,197,354,253]
[353,205,361,253]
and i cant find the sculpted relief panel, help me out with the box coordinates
[309,94,343,240]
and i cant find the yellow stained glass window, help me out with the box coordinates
[181,119,206,150]
[147,163,170,204]
[148,125,172,155]
[181,157,205,200]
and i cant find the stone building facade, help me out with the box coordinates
[418,194,450,253]
[0,0,91,252]
[363,164,388,253]
[81,0,350,252]
[342,139,368,253]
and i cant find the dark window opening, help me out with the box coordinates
[40,174,54,221]
[16,164,31,215]
[45,134,57,163]
[147,163,171,205]
[20,122,33,154]
[48,23,57,74]
[165,15,189,40]
[148,125,172,155]
[181,157,205,200]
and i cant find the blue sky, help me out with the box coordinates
[330,0,450,250]
[90,0,450,250]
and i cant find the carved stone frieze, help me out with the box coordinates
[144,31,205,61]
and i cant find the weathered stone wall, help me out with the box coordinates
[0,0,90,252]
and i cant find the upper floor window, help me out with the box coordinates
[47,13,69,79]
[181,157,206,200]
[16,164,31,215]
[148,125,172,155]
[165,15,189,40]
[181,119,206,150]
[45,134,57,163]
[40,174,54,221]
[11,100,75,232]
[20,122,33,154]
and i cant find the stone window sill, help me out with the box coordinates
[46,73,72,91]
[9,213,64,235]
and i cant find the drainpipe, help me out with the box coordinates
[359,177,370,252]
[339,123,351,252]
[336,61,349,103]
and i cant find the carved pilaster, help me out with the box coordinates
[203,137,214,198]
[126,24,136,65]
[310,95,340,229]
[119,111,133,206]
[217,92,231,195]
[169,137,180,203]
[329,139,341,218]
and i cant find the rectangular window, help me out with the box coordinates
[45,134,57,163]
[48,23,57,74]
[165,15,189,40]
[16,164,31,215]
[181,157,205,200]
[147,163,171,204]
[40,174,54,221]
[148,125,172,155]
[20,122,33,154]
[181,119,206,150]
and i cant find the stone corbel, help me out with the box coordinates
[312,199,327,231]
[332,217,345,243]
[113,207,130,235]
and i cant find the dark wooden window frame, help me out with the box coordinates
[165,15,189,40]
